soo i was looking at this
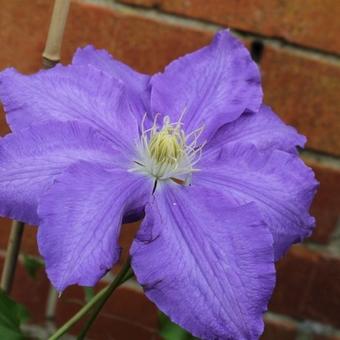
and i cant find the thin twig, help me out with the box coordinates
[48,259,132,340]
[0,221,25,294]
[46,286,59,320]
[77,268,134,340]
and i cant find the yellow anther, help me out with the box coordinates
[148,120,184,165]
[131,114,205,183]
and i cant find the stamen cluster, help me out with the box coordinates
[131,115,204,184]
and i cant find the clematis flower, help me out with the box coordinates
[0,30,317,339]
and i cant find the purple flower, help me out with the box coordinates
[0,30,317,339]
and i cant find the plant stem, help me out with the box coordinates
[46,287,59,320]
[0,221,25,294]
[77,267,134,340]
[48,259,131,340]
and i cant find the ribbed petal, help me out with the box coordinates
[73,45,150,110]
[204,104,306,161]
[131,184,275,339]
[0,64,142,151]
[196,144,318,260]
[38,161,152,292]
[0,121,120,225]
[150,30,262,142]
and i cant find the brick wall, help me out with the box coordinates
[0,0,339,339]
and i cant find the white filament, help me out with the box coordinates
[130,114,205,185]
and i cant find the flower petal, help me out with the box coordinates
[38,161,152,292]
[204,104,306,161]
[131,184,275,339]
[0,121,120,225]
[73,45,150,110]
[196,144,318,260]
[150,30,262,142]
[0,64,142,150]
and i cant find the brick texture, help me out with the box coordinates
[270,246,340,328]
[0,0,52,73]
[261,45,340,156]
[1,1,339,156]
[0,0,340,339]
[0,256,50,324]
[0,219,40,256]
[262,317,297,340]
[62,1,213,72]
[0,0,338,248]
[119,0,340,54]
[307,161,340,243]
[315,336,340,340]
[55,284,159,339]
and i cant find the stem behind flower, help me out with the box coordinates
[48,259,132,340]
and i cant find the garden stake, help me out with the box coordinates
[42,0,71,323]
[0,221,25,294]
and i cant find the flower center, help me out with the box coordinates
[148,120,183,166]
[130,114,204,185]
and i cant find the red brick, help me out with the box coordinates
[0,0,213,134]
[61,1,213,73]
[55,285,159,339]
[119,0,340,54]
[1,0,339,240]
[0,218,40,256]
[0,256,50,324]
[0,0,53,73]
[270,246,340,328]
[305,161,340,244]
[315,335,340,340]
[262,317,297,340]
[261,45,340,156]
[2,0,339,157]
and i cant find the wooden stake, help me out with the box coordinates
[43,0,71,69]
[42,0,71,322]
[1,0,70,302]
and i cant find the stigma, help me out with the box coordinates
[130,114,204,185]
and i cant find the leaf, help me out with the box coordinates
[22,255,44,279]
[159,312,197,340]
[0,289,29,340]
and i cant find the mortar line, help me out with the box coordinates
[79,0,340,66]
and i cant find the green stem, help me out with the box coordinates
[48,259,131,340]
[77,268,134,340]
[0,221,25,294]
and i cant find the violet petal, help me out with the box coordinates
[203,104,306,162]
[197,144,318,260]
[38,161,152,292]
[0,121,120,225]
[0,65,142,152]
[73,45,151,111]
[150,30,262,142]
[131,184,275,339]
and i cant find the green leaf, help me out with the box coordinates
[22,255,44,279]
[159,312,197,340]
[0,289,29,339]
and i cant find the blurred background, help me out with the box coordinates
[0,0,339,339]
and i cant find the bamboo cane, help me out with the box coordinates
[1,0,70,301]
[42,0,71,321]
[43,0,71,68]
